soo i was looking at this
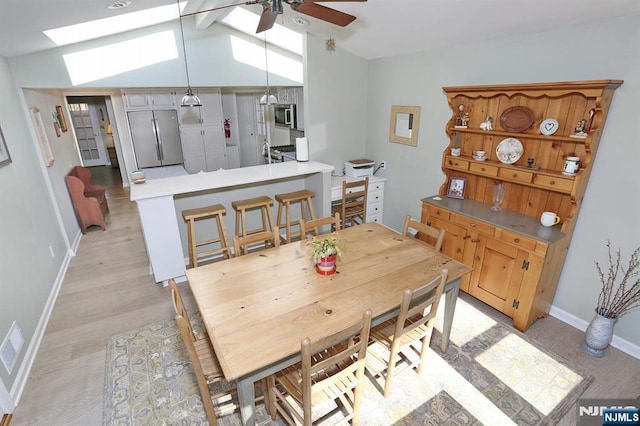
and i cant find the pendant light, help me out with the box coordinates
[260,36,278,105]
[177,0,201,107]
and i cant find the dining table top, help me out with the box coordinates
[186,222,472,382]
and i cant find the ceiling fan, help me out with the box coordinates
[181,0,367,33]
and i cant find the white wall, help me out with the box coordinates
[0,59,70,396]
[365,16,640,348]
[304,34,369,172]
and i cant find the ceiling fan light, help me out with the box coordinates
[181,88,202,107]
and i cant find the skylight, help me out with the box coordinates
[221,8,303,55]
[63,31,178,85]
[44,2,186,47]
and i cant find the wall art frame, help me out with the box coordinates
[389,105,421,147]
[55,105,68,132]
[447,177,467,199]
[0,126,11,168]
[29,107,54,167]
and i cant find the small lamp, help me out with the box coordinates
[259,36,278,105]
[177,0,201,107]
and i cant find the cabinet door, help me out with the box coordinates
[197,89,223,125]
[123,91,150,109]
[468,236,528,318]
[202,125,226,171]
[149,91,176,109]
[226,145,240,169]
[180,126,205,174]
[427,217,466,262]
[293,87,304,130]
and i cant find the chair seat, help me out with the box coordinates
[194,334,224,380]
[182,204,227,221]
[370,313,432,348]
[275,189,315,204]
[232,196,273,211]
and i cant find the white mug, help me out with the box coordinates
[451,147,461,157]
[563,156,580,175]
[540,211,560,227]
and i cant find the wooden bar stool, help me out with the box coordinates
[182,204,231,268]
[231,196,275,240]
[275,189,316,243]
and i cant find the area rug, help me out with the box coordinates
[103,298,593,425]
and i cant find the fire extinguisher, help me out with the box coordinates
[224,119,231,138]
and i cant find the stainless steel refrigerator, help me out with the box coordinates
[128,109,183,169]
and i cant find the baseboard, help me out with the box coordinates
[549,305,640,360]
[9,239,76,404]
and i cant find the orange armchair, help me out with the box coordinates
[65,175,107,234]
[68,166,109,216]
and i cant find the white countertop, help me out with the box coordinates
[130,161,334,201]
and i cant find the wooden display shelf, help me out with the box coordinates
[444,155,576,195]
[449,127,588,143]
[426,79,622,332]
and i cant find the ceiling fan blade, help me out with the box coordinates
[292,2,356,27]
[256,4,278,33]
[303,0,367,2]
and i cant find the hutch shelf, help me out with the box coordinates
[421,80,622,331]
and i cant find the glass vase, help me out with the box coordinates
[491,182,507,211]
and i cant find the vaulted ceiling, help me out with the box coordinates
[1,0,639,60]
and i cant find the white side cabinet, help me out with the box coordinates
[331,175,386,224]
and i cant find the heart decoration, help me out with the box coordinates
[539,118,559,135]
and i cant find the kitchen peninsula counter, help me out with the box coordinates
[131,161,334,283]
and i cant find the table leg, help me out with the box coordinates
[440,278,460,353]
[237,378,256,426]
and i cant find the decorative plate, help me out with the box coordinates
[540,118,559,135]
[499,106,535,132]
[496,137,524,164]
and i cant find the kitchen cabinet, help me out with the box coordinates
[421,80,622,331]
[178,88,223,126]
[122,89,177,110]
[181,125,226,173]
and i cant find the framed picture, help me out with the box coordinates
[447,177,467,199]
[55,105,68,132]
[29,107,54,167]
[0,126,11,168]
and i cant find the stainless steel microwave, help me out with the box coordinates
[274,104,296,129]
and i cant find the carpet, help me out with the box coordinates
[103,298,593,425]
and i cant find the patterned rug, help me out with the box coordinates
[103,298,593,425]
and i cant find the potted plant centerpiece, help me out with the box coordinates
[309,234,342,275]
[582,241,640,357]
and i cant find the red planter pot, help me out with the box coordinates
[315,254,337,275]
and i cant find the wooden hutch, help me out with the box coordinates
[421,80,622,331]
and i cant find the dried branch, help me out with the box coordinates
[596,241,640,319]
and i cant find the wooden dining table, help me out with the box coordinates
[186,222,472,425]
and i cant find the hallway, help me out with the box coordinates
[86,165,127,200]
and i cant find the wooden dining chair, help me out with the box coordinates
[232,228,280,256]
[299,212,341,239]
[366,268,449,398]
[267,309,372,426]
[170,279,238,425]
[402,214,446,252]
[331,177,368,228]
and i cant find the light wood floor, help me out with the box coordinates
[9,167,640,425]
